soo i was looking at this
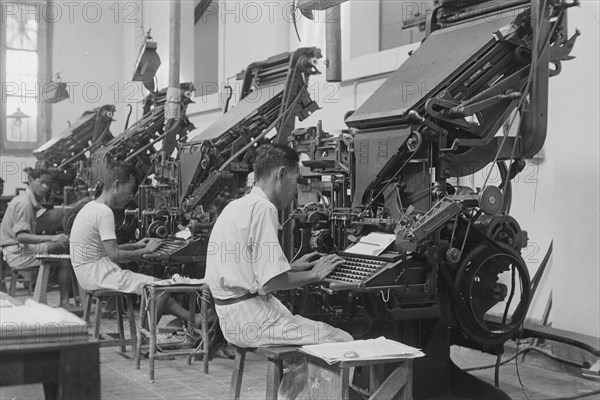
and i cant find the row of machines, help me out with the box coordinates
[152,1,573,399]
[30,1,578,398]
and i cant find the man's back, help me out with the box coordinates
[205,186,290,299]
[70,201,116,267]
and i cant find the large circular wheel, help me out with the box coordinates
[453,243,530,345]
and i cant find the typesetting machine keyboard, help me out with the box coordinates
[324,252,406,291]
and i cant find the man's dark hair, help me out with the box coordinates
[253,144,299,181]
[102,161,140,190]
[25,167,52,182]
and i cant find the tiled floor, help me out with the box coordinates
[1,288,599,400]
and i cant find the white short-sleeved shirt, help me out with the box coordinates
[205,186,291,299]
[69,200,117,268]
[0,188,38,246]
[0,188,42,268]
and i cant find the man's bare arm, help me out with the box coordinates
[262,254,344,292]
[16,232,68,244]
[102,238,162,263]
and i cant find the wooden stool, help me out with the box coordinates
[230,346,301,400]
[8,266,38,297]
[0,252,10,293]
[34,254,81,308]
[83,290,137,353]
[135,284,211,381]
[304,353,413,400]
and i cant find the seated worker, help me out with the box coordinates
[0,169,71,308]
[206,143,353,346]
[69,161,202,326]
[206,144,353,399]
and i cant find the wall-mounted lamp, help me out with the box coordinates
[44,73,70,103]
[297,0,347,13]
[132,30,161,93]
[7,108,30,140]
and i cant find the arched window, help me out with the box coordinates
[1,1,52,154]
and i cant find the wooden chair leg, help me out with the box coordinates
[93,295,102,339]
[126,294,137,354]
[9,270,17,297]
[27,269,37,296]
[135,290,148,370]
[115,296,126,352]
[266,358,284,400]
[201,292,210,374]
[230,348,246,400]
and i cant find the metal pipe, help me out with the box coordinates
[169,0,181,88]
[325,5,342,82]
[165,0,181,124]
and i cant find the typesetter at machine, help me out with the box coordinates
[30,105,116,236]
[89,83,197,271]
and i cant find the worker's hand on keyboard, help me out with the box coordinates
[313,254,344,280]
[291,251,322,271]
[144,238,163,253]
[136,237,152,248]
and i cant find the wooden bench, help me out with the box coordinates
[230,346,302,400]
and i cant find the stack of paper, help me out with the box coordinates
[345,232,396,256]
[300,336,425,365]
[152,274,205,286]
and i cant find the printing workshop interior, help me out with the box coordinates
[0,1,599,399]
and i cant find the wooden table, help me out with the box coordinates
[0,292,100,400]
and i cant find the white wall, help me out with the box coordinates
[545,2,599,337]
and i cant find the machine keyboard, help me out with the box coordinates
[327,256,386,283]
[322,252,404,291]
[142,238,189,263]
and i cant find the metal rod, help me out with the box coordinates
[326,4,342,82]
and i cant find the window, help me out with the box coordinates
[350,0,425,59]
[379,0,425,51]
[1,1,52,154]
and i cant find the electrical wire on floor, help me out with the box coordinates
[463,339,600,400]
[538,392,600,400]
[515,335,532,400]
[465,344,592,372]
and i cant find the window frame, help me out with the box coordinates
[1,0,53,155]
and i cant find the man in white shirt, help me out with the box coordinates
[70,162,201,326]
[206,144,352,348]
